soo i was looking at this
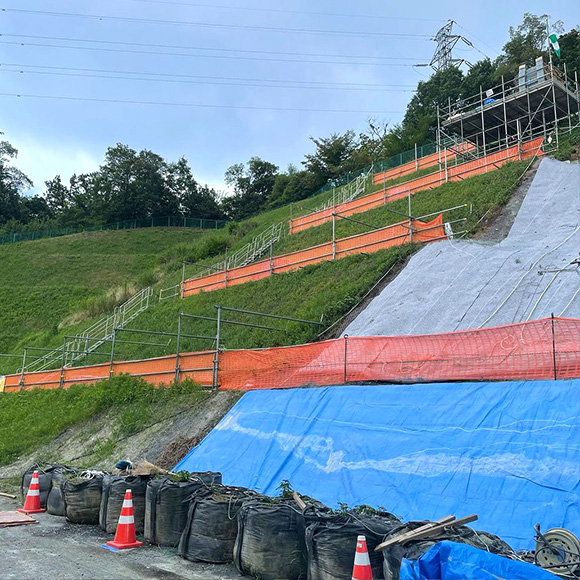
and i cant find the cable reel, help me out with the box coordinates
[535,525,580,576]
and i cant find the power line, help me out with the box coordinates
[0,33,425,62]
[71,0,444,22]
[0,62,417,89]
[1,8,433,39]
[0,65,417,92]
[0,92,405,114]
[0,39,421,68]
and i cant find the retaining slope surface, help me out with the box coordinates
[175,380,580,550]
[345,158,580,336]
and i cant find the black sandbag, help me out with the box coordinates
[381,521,514,580]
[306,511,401,580]
[62,476,104,524]
[144,477,205,547]
[234,498,321,580]
[99,475,150,534]
[47,466,78,516]
[179,485,260,564]
[189,471,222,485]
[21,464,60,508]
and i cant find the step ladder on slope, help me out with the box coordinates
[21,287,153,373]
[298,165,374,222]
[160,221,287,300]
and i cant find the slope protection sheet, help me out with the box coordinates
[176,380,580,549]
[345,158,580,336]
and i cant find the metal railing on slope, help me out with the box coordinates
[22,287,153,372]
[160,221,287,300]
[292,165,374,226]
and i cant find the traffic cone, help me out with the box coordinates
[18,470,45,514]
[352,535,373,580]
[105,489,143,550]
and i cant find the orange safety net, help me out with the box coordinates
[290,138,544,234]
[182,215,445,297]
[218,317,580,390]
[373,142,476,185]
[3,318,579,393]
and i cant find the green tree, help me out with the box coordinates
[0,139,33,225]
[223,157,279,220]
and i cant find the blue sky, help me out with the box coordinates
[1,0,578,194]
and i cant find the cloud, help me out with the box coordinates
[9,137,101,196]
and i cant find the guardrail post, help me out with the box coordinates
[212,306,222,389]
[19,347,27,391]
[59,336,67,389]
[174,313,182,384]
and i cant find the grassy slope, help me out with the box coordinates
[0,375,215,467]
[0,160,530,373]
[102,161,530,362]
[0,228,204,360]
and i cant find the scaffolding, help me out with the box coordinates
[439,57,579,156]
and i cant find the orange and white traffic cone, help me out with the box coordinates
[105,489,143,550]
[352,535,373,580]
[17,470,45,514]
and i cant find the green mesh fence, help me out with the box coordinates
[0,216,227,246]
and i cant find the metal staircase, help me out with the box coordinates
[22,287,153,372]
[299,165,373,220]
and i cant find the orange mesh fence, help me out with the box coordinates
[373,143,476,185]
[290,138,544,234]
[219,317,579,390]
[182,216,445,297]
[3,318,579,392]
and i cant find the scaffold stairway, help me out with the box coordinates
[22,287,153,372]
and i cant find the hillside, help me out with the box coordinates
[0,159,534,373]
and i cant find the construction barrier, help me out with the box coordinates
[182,215,445,297]
[3,318,578,393]
[289,138,544,234]
[374,142,475,185]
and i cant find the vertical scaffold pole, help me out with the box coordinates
[436,105,442,173]
[19,347,27,391]
[60,336,67,389]
[332,211,336,259]
[343,335,348,384]
[551,313,557,381]
[564,63,572,132]
[408,190,413,244]
[414,143,418,171]
[109,329,117,378]
[479,86,487,169]
[174,313,182,384]
[212,306,222,389]
[551,60,559,148]
[224,248,228,289]
[501,75,509,149]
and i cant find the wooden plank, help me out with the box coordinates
[293,491,307,511]
[375,514,478,551]
[375,515,456,551]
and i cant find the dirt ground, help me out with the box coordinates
[0,496,240,580]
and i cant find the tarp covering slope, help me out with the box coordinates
[175,380,580,549]
[400,541,558,579]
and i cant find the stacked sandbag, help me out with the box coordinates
[144,472,222,547]
[21,464,61,508]
[306,510,401,580]
[234,497,326,580]
[47,466,78,516]
[62,473,105,524]
[179,485,260,564]
[381,521,514,580]
[99,475,151,534]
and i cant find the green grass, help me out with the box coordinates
[0,375,208,466]
[0,159,530,374]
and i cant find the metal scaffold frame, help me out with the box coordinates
[439,57,579,158]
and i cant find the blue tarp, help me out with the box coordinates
[175,380,580,549]
[400,541,558,579]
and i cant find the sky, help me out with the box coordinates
[1,0,578,195]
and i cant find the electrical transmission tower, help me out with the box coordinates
[429,20,472,71]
